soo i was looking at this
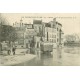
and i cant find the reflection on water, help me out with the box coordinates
[17,47,80,66]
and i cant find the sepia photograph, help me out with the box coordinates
[0,13,80,66]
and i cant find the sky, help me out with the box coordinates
[1,13,80,35]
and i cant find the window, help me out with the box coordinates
[53,39,56,43]
[61,38,63,41]
[57,38,59,42]
[52,29,56,32]
[22,23,23,26]
[50,39,52,42]
[57,28,58,31]
[52,35,56,38]
[57,33,59,37]
[37,42,39,48]
[53,24,56,29]
[47,32,48,41]
[26,44,28,48]
[55,35,56,38]
[49,34,51,38]
[45,38,47,42]
[45,34,47,37]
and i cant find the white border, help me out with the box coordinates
[0,0,80,13]
[0,0,80,80]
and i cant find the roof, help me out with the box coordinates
[45,23,51,27]
[24,24,34,29]
[33,20,42,24]
[56,22,62,26]
[24,24,33,25]
[61,30,64,34]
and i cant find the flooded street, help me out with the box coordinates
[16,47,80,66]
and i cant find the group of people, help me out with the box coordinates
[0,42,16,55]
[7,46,16,55]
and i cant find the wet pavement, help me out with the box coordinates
[0,49,36,66]
[15,47,80,66]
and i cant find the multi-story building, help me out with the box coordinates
[24,24,36,48]
[13,20,36,49]
[14,26,26,48]
[40,18,63,52]
[40,22,54,52]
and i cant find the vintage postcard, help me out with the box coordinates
[0,13,80,66]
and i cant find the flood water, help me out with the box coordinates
[16,47,80,66]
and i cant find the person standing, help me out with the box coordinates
[0,42,2,51]
[7,47,11,55]
[7,42,11,55]
[12,46,16,55]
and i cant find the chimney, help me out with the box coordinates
[53,18,56,26]
[53,18,56,22]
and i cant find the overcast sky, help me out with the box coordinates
[1,13,80,35]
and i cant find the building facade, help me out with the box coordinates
[41,18,63,50]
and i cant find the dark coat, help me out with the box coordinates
[12,47,16,52]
